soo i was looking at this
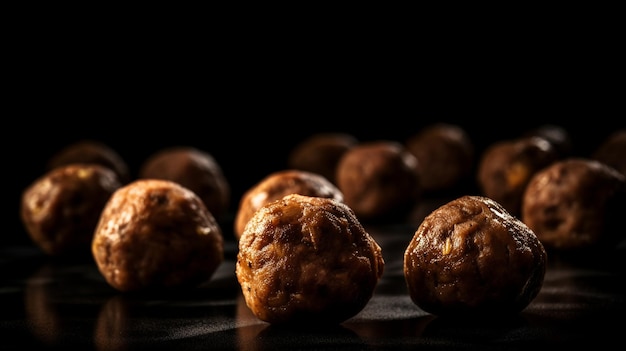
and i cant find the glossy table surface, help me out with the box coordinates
[1,220,624,351]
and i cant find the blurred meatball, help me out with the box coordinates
[592,129,626,177]
[20,164,122,257]
[404,195,547,317]
[336,140,421,223]
[91,179,224,292]
[47,139,131,184]
[405,123,474,194]
[233,169,343,240]
[287,132,358,184]
[523,124,573,158]
[139,146,230,221]
[521,158,626,252]
[477,137,559,216]
[236,194,384,325]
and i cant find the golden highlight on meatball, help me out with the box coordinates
[233,169,344,240]
[236,194,384,325]
[92,179,224,292]
[404,195,547,317]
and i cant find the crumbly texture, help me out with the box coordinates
[233,170,344,240]
[139,146,230,221]
[593,129,626,177]
[405,123,474,194]
[91,179,224,292]
[335,140,421,222]
[477,137,559,216]
[404,195,547,317]
[20,164,122,257]
[47,140,131,184]
[287,132,358,184]
[522,158,626,251]
[236,194,384,325]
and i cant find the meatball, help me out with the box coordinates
[335,140,421,222]
[91,179,224,292]
[47,139,131,184]
[287,132,358,184]
[405,123,474,194]
[404,195,547,317]
[233,169,343,240]
[20,164,122,257]
[477,136,559,216]
[592,129,626,177]
[521,158,626,252]
[236,194,384,325]
[138,146,231,221]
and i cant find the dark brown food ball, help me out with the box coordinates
[477,136,559,216]
[287,132,358,184]
[138,146,231,221]
[521,158,626,252]
[523,124,573,158]
[236,194,384,325]
[404,195,547,317]
[592,129,626,177]
[20,164,122,256]
[405,123,474,194]
[233,169,343,240]
[335,140,421,222]
[91,179,224,292]
[47,139,131,184]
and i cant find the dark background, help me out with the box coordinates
[6,24,624,248]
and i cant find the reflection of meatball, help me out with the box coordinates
[236,194,384,325]
[477,137,559,216]
[20,164,122,256]
[405,123,474,194]
[47,140,131,184]
[336,140,421,223]
[404,195,547,317]
[233,170,343,240]
[521,158,626,252]
[287,132,358,184]
[92,179,224,292]
[139,146,231,221]
[593,129,626,177]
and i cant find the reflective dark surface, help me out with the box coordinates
[2,219,624,351]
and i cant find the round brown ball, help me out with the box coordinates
[47,140,131,184]
[20,164,123,257]
[335,140,421,222]
[404,195,547,317]
[139,146,231,221]
[236,194,385,325]
[477,136,559,216]
[405,123,474,194]
[592,129,626,177]
[521,158,626,252]
[91,179,224,292]
[233,169,343,240]
[287,132,358,184]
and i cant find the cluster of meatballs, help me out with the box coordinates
[19,124,626,324]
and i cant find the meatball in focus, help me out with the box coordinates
[139,146,231,221]
[477,136,559,216]
[404,195,547,317]
[336,140,421,223]
[236,194,385,325]
[521,158,626,252]
[287,132,358,184]
[21,164,122,257]
[405,123,474,194]
[47,139,131,184]
[91,179,224,292]
[233,169,343,240]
